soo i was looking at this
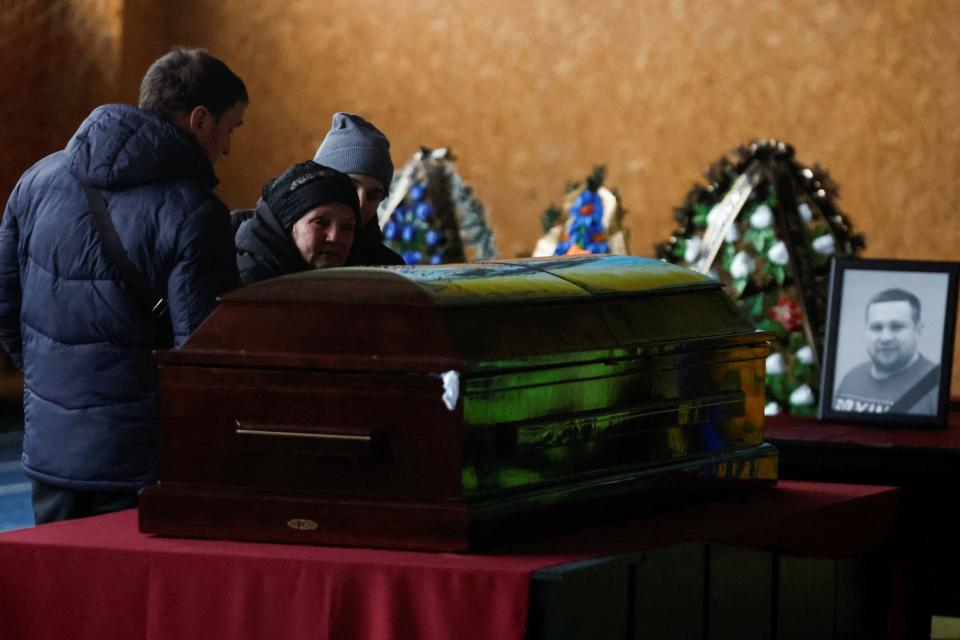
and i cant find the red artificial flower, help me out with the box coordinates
[564,243,592,255]
[768,296,803,331]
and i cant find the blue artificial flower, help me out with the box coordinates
[425,229,440,246]
[383,221,397,240]
[416,203,433,220]
[592,198,605,218]
[401,225,416,243]
[410,183,427,203]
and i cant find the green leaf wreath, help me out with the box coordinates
[656,139,865,417]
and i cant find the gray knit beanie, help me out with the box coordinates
[313,113,393,191]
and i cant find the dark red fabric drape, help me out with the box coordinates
[0,481,900,640]
[0,510,578,640]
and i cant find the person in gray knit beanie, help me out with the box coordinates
[313,113,404,266]
[314,113,393,193]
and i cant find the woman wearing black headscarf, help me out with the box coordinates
[235,161,361,285]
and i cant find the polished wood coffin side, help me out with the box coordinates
[460,339,771,499]
[139,446,778,552]
[139,485,473,551]
[153,365,464,499]
[140,362,469,550]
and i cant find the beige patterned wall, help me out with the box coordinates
[2,0,960,394]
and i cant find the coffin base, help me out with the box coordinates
[139,443,778,551]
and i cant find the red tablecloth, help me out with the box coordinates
[0,480,901,640]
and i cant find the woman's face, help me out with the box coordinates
[291,204,356,269]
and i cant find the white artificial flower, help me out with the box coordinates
[726,223,740,243]
[795,345,815,365]
[789,384,815,407]
[441,370,460,411]
[729,251,756,279]
[765,352,785,375]
[706,203,725,227]
[706,204,740,243]
[767,241,789,265]
[812,234,835,255]
[683,236,702,264]
[750,204,773,229]
[798,203,813,224]
[764,401,782,416]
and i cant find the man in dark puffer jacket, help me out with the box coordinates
[0,48,247,523]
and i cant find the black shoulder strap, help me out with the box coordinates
[889,364,941,414]
[83,186,168,318]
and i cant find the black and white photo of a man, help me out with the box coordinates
[833,288,940,415]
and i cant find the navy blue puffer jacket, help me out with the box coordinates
[0,104,240,491]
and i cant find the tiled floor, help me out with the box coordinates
[0,428,32,532]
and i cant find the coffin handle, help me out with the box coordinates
[233,420,387,460]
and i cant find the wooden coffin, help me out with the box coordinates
[139,255,777,551]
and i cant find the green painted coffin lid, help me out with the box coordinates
[224,255,717,307]
[176,256,760,371]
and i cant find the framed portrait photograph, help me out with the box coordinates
[818,257,959,427]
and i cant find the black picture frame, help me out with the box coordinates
[818,257,959,427]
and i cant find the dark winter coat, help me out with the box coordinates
[234,199,311,285]
[0,103,239,491]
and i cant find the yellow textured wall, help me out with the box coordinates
[157,0,960,262]
[1,0,959,393]
[0,0,123,199]
[0,0,122,383]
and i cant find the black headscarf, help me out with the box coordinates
[262,161,359,233]
[235,162,362,286]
